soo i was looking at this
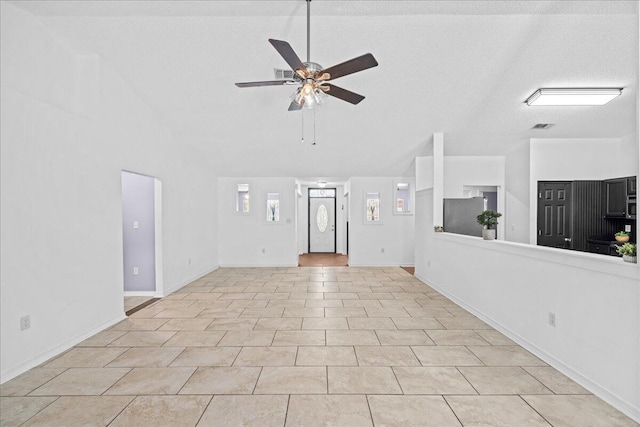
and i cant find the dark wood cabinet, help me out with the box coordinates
[627,177,636,196]
[538,176,635,254]
[588,242,615,255]
[604,178,627,217]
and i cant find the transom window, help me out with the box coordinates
[309,188,336,198]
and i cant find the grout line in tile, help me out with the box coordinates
[389,366,405,395]
[250,367,263,395]
[283,394,291,427]
[454,366,480,395]
[191,395,214,427]
[441,395,465,427]
[326,366,329,394]
[518,394,554,426]
[520,367,555,394]
[104,395,138,426]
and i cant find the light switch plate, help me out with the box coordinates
[625,225,632,232]
[133,221,139,229]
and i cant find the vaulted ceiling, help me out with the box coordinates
[10,1,638,178]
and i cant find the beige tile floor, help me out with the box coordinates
[1,267,638,427]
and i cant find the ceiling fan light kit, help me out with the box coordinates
[526,88,622,106]
[235,0,378,111]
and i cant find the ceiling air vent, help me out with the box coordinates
[274,68,295,80]
[531,123,555,130]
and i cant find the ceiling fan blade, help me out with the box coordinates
[288,100,303,111]
[269,39,308,76]
[319,53,378,81]
[322,83,365,105]
[235,80,296,88]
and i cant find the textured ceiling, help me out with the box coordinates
[9,0,638,178]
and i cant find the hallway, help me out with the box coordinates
[1,267,635,426]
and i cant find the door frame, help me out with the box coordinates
[308,188,337,253]
[121,170,164,298]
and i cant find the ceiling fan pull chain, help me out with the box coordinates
[301,109,305,143]
[312,107,317,145]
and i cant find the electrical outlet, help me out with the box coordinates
[381,248,385,253]
[625,225,632,232]
[548,312,556,327]
[133,267,139,275]
[20,315,30,331]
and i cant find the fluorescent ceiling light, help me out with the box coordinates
[526,88,622,106]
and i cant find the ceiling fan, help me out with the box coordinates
[235,0,378,111]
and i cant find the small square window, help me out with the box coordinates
[366,192,381,222]
[266,193,280,222]
[395,182,411,214]
[236,184,250,213]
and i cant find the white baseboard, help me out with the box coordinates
[161,265,220,297]
[347,262,412,267]
[219,263,298,268]
[414,273,640,423]
[0,313,126,384]
[123,291,161,297]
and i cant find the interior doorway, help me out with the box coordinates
[121,171,163,313]
[308,188,336,253]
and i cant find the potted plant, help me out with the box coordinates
[434,225,443,232]
[615,231,630,243]
[476,209,502,240]
[616,242,637,263]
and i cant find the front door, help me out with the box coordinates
[537,181,573,249]
[309,197,336,253]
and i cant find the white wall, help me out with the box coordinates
[416,156,434,191]
[0,3,219,382]
[415,190,640,422]
[504,139,531,243]
[218,177,298,267]
[347,177,415,266]
[529,137,639,244]
[443,156,505,199]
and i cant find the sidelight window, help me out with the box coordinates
[394,182,411,214]
[236,184,250,213]
[266,193,280,222]
[366,192,381,222]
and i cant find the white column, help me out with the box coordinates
[433,133,444,227]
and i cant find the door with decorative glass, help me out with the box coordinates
[309,196,336,253]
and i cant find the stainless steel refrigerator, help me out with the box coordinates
[443,196,487,237]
